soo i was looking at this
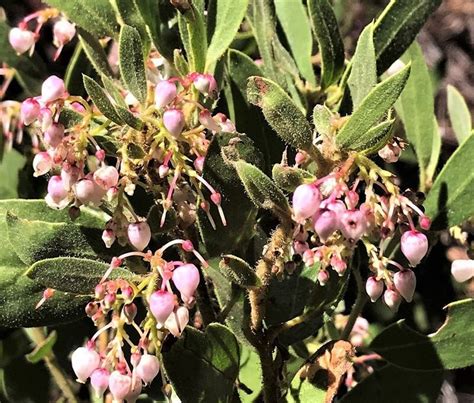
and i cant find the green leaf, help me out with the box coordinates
[274,0,315,86]
[288,376,326,402]
[395,43,438,187]
[162,324,240,403]
[348,23,377,110]
[353,119,394,154]
[178,5,207,72]
[174,49,189,76]
[26,257,137,294]
[424,135,474,228]
[247,76,313,151]
[219,255,261,288]
[64,42,93,96]
[228,50,264,93]
[312,104,333,137]
[234,160,291,220]
[336,63,411,151]
[45,0,118,38]
[272,164,315,193]
[238,346,262,401]
[0,150,26,200]
[307,0,345,89]
[119,25,147,104]
[78,28,114,77]
[206,0,249,71]
[25,331,57,364]
[341,365,443,403]
[373,0,442,73]
[83,75,125,125]
[370,299,474,370]
[197,133,264,257]
[447,85,472,144]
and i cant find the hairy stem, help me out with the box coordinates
[257,340,279,403]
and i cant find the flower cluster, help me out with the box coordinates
[290,154,431,311]
[70,239,206,400]
[9,7,76,61]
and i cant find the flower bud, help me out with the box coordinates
[20,98,40,125]
[127,222,151,251]
[53,20,76,47]
[135,354,160,385]
[164,306,189,337]
[94,165,119,190]
[102,229,116,248]
[340,210,366,242]
[193,156,205,173]
[366,276,384,302]
[149,290,175,325]
[41,75,66,103]
[172,263,200,300]
[155,80,177,108]
[108,371,132,401]
[44,123,64,148]
[47,175,68,204]
[71,346,100,383]
[378,143,402,163]
[193,73,217,98]
[451,259,474,283]
[123,303,137,323]
[9,27,35,55]
[420,216,431,230]
[318,270,329,286]
[33,152,53,177]
[158,164,169,178]
[85,301,99,317]
[214,113,236,132]
[314,210,338,242]
[75,179,106,206]
[198,110,220,132]
[383,289,401,311]
[401,230,428,266]
[394,269,416,302]
[163,109,185,137]
[292,184,320,222]
[125,374,142,403]
[90,368,110,397]
[293,241,309,255]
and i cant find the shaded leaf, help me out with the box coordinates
[0,150,26,200]
[219,255,261,288]
[447,85,472,144]
[272,164,315,193]
[313,104,333,137]
[25,331,57,364]
[78,28,114,77]
[307,0,345,89]
[111,0,150,52]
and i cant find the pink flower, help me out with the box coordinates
[314,210,338,242]
[20,98,40,125]
[44,123,64,148]
[108,371,132,401]
[53,20,76,47]
[46,175,70,209]
[164,306,189,337]
[41,75,66,103]
[94,165,120,190]
[127,222,151,251]
[90,368,110,397]
[163,109,185,137]
[149,290,175,325]
[135,354,160,385]
[394,269,416,302]
[340,210,367,242]
[451,259,474,283]
[74,179,106,206]
[366,276,384,302]
[9,27,35,55]
[193,73,217,98]
[383,289,401,312]
[401,230,428,266]
[71,346,100,383]
[155,80,177,108]
[292,184,320,222]
[32,152,53,177]
[172,263,200,300]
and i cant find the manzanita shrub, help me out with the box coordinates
[0,0,473,402]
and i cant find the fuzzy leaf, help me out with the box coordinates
[274,0,315,85]
[162,324,240,403]
[354,119,394,154]
[313,104,333,137]
[0,150,26,200]
[272,164,316,193]
[336,63,411,151]
[373,0,442,73]
[83,75,125,124]
[78,28,114,77]
[178,4,207,72]
[396,43,438,186]
[174,50,189,76]
[424,136,474,229]
[234,160,291,220]
[206,0,249,70]
[307,0,345,89]
[447,85,472,144]
[25,331,57,364]
[219,255,261,288]
[370,299,474,370]
[247,76,313,151]
[45,0,118,38]
[119,25,147,104]
[348,23,377,110]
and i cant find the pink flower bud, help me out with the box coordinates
[340,210,366,242]
[401,230,428,266]
[214,113,236,132]
[90,368,110,397]
[71,346,100,383]
[314,210,338,242]
[94,165,119,190]
[318,270,329,286]
[158,164,169,178]
[155,80,177,108]
[198,110,220,132]
[44,123,64,148]
[102,229,116,248]
[378,143,401,163]
[125,374,142,403]
[383,289,401,311]
[210,192,222,205]
[451,259,474,283]
[123,302,137,322]
[9,27,35,54]
[194,156,205,173]
[420,216,431,230]
[20,98,40,125]
[394,269,416,302]
[292,184,320,222]
[366,276,384,302]
[39,107,53,132]
[108,371,132,401]
[33,152,53,177]
[293,241,309,255]
[135,354,160,385]
[75,179,106,206]
[164,306,189,337]
[61,165,81,190]
[127,222,151,251]
[47,175,68,204]
[41,75,66,103]
[163,109,185,137]
[149,290,175,325]
[172,263,200,300]
[193,73,217,98]
[53,20,76,46]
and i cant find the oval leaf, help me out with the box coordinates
[219,255,261,288]
[447,85,472,144]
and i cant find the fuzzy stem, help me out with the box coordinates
[257,341,279,403]
[24,328,78,403]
